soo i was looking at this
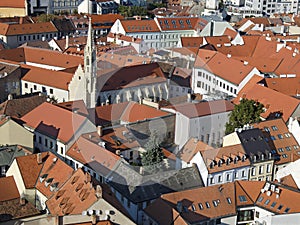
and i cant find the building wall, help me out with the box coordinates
[190,151,209,186]
[0,8,27,17]
[35,189,48,210]
[128,114,175,147]
[223,132,241,146]
[175,111,231,149]
[4,32,58,48]
[249,160,274,181]
[0,119,34,149]
[21,80,69,103]
[0,66,22,103]
[207,166,250,186]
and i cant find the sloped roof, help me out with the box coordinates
[0,93,47,118]
[120,19,160,33]
[21,65,73,90]
[66,135,120,176]
[0,176,19,201]
[195,49,257,85]
[16,152,48,189]
[0,0,26,8]
[35,152,74,198]
[0,22,57,36]
[21,102,87,143]
[0,47,83,69]
[234,80,300,122]
[46,169,98,216]
[97,62,166,92]
[170,99,234,119]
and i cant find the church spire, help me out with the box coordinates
[84,17,97,109]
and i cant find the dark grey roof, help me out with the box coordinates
[107,163,204,203]
[51,19,76,33]
[237,128,273,162]
[0,145,31,166]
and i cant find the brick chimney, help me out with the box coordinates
[37,153,42,164]
[97,125,103,137]
[95,185,102,198]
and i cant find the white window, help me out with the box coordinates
[267,164,272,173]
[251,167,256,176]
[259,165,264,174]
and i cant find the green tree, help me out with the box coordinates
[141,131,164,169]
[225,98,264,135]
[36,14,56,22]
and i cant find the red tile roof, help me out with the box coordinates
[234,79,300,122]
[168,99,234,119]
[0,22,57,36]
[21,65,73,90]
[0,47,83,70]
[180,37,204,48]
[16,152,48,189]
[0,176,19,202]
[195,49,257,85]
[201,144,250,173]
[35,153,74,198]
[21,102,87,143]
[0,0,26,8]
[177,138,213,163]
[66,136,120,175]
[46,169,98,216]
[120,19,160,33]
[97,62,166,91]
[253,118,300,165]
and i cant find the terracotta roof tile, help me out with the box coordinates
[195,49,257,85]
[0,176,19,201]
[0,93,47,118]
[35,153,74,198]
[235,181,264,206]
[21,65,73,90]
[201,144,250,173]
[253,118,300,165]
[180,37,204,48]
[280,174,298,189]
[177,138,213,163]
[97,62,166,91]
[16,152,48,189]
[168,99,234,119]
[256,182,300,214]
[46,169,98,216]
[57,100,89,117]
[0,22,57,36]
[234,80,300,122]
[66,136,120,176]
[0,0,26,8]
[120,19,160,33]
[21,102,87,143]
[0,47,83,70]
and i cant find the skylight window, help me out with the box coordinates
[227,197,232,204]
[238,195,247,202]
[271,136,276,140]
[264,199,270,205]
[257,196,264,202]
[264,127,270,132]
[198,203,203,210]
[278,134,283,139]
[271,126,278,131]
[284,207,290,213]
[271,202,277,208]
[191,204,196,211]
[277,204,283,210]
[286,146,291,151]
[205,202,210,208]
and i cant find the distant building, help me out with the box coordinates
[0,0,28,17]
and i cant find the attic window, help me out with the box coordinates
[284,208,290,213]
[226,197,232,204]
[205,202,210,208]
[277,204,283,211]
[238,195,247,202]
[191,204,196,211]
[198,203,203,210]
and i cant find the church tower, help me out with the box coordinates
[84,17,97,109]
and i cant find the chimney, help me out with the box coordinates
[187,93,192,103]
[97,125,103,137]
[20,195,26,206]
[65,35,69,50]
[37,153,42,164]
[95,185,102,198]
[210,21,214,36]
[85,172,91,184]
[7,94,13,100]
[91,215,97,225]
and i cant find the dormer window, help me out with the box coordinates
[39,174,48,183]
